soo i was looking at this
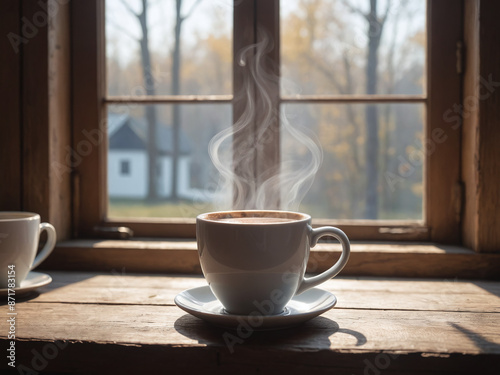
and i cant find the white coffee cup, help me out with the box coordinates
[197,210,350,315]
[0,212,56,288]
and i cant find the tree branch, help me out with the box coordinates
[119,0,139,18]
[181,0,203,22]
[340,0,369,21]
[381,0,392,25]
[148,0,163,7]
[107,17,140,41]
[304,54,346,94]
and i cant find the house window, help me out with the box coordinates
[73,0,461,241]
[120,160,130,176]
[157,161,161,177]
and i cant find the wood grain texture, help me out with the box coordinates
[426,0,462,244]
[47,0,71,240]
[0,272,499,374]
[4,341,498,375]
[41,241,500,279]
[462,0,500,253]
[22,0,50,220]
[71,0,107,236]
[3,303,500,353]
[462,0,480,251]
[100,218,431,241]
[0,0,21,211]
[31,272,500,313]
[17,0,72,239]
[476,0,500,252]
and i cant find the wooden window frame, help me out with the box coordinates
[2,0,499,278]
[72,0,463,243]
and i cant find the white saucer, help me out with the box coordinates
[0,271,52,298]
[174,285,337,330]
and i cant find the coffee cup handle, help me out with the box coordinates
[31,223,57,270]
[296,226,350,295]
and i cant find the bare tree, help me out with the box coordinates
[118,0,159,201]
[344,0,391,219]
[115,0,202,202]
[170,0,202,202]
[379,0,411,213]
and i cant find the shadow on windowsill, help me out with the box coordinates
[174,313,367,352]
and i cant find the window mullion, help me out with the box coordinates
[255,0,280,209]
[233,0,257,209]
[232,0,281,209]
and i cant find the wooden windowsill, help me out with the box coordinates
[40,240,500,279]
[1,271,499,374]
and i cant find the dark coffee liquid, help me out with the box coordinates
[216,217,295,224]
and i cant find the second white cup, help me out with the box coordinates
[0,212,56,288]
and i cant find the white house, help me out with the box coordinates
[107,113,193,200]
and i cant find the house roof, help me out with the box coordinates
[108,113,191,155]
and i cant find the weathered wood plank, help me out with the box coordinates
[426,0,462,243]
[71,0,107,236]
[18,0,72,239]
[1,272,500,374]
[37,270,500,294]
[462,0,500,253]
[47,0,72,240]
[475,0,500,253]
[22,0,50,221]
[42,242,500,279]
[3,340,498,375]
[28,272,500,313]
[1,302,500,355]
[30,285,500,313]
[462,0,480,252]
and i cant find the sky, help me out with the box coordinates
[106,0,233,66]
[106,0,426,77]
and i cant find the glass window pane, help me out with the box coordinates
[107,103,232,218]
[281,0,426,96]
[281,103,424,220]
[106,0,232,96]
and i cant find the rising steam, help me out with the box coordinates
[209,29,322,212]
